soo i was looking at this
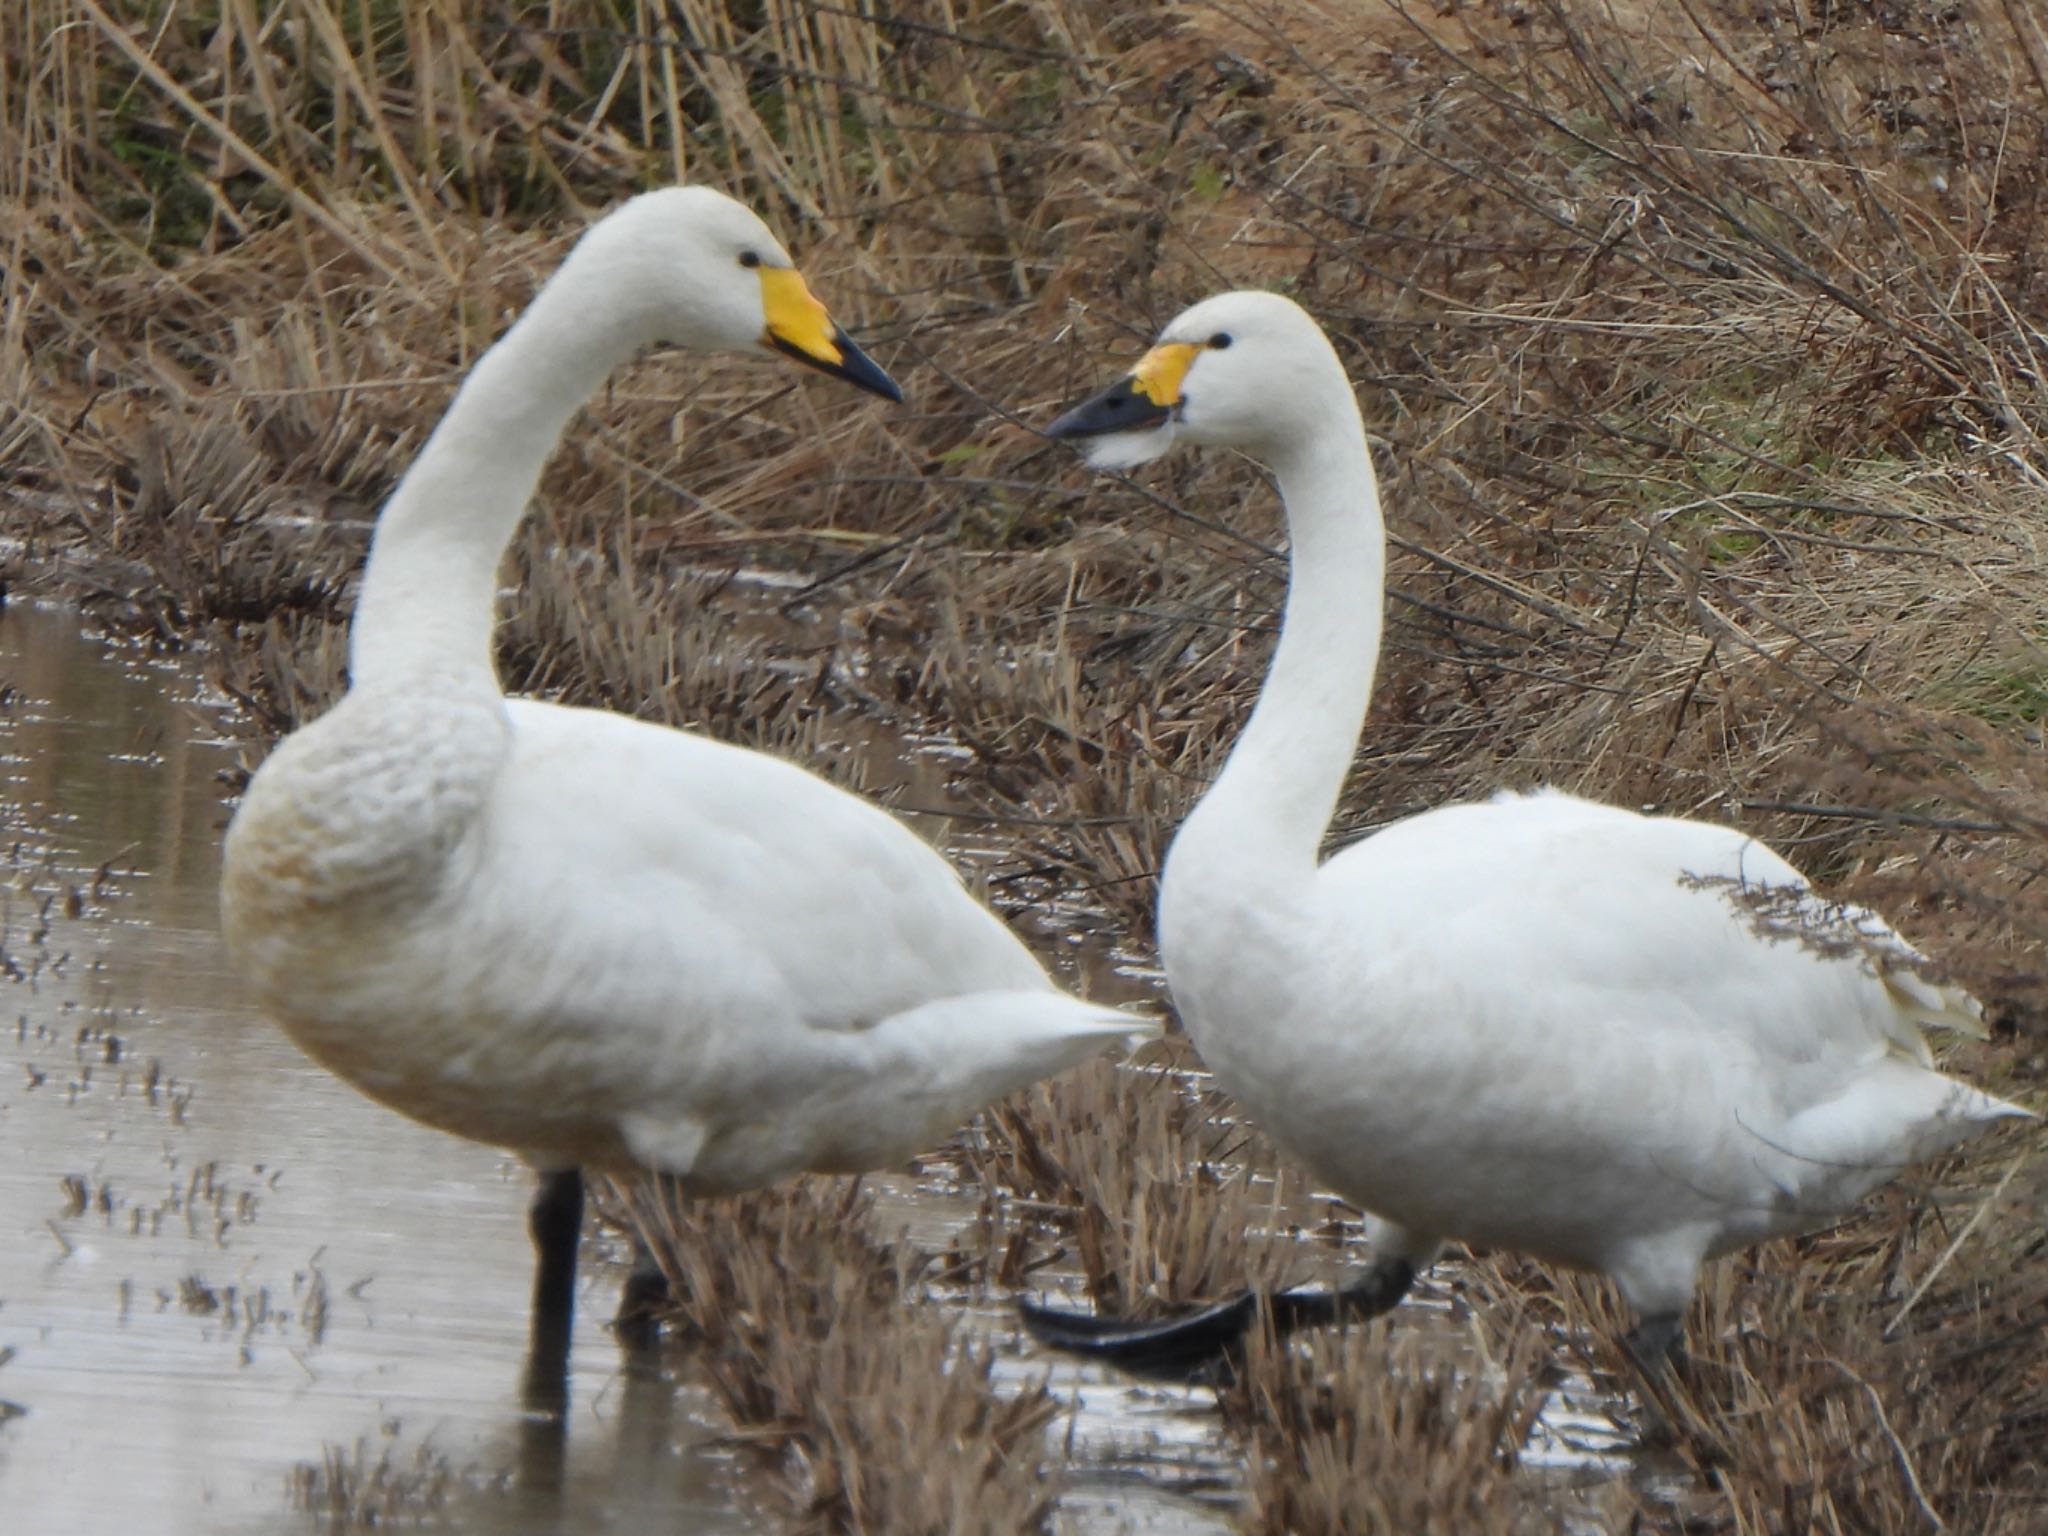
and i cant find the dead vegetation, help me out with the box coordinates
[286,1434,454,1531]
[1543,1149,2048,1534]
[599,1173,1063,1535]
[972,1060,1321,1318]
[1222,1317,1551,1536]
[8,0,2047,1530]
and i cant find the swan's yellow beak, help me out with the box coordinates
[1131,342,1199,407]
[759,267,903,403]
[1046,341,1198,440]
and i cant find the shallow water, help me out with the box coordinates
[0,598,1630,1534]
[0,600,1250,1533]
[0,601,757,1532]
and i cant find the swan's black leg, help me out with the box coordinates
[1622,1311,1685,1375]
[1271,1255,1416,1333]
[614,1228,669,1346]
[1018,1256,1417,1382]
[1019,1289,1261,1381]
[528,1167,584,1384]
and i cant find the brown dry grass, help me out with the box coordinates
[1543,1148,2048,1533]
[1222,1315,1552,1536]
[972,1058,1318,1316]
[599,1173,1062,1535]
[286,1435,454,1531]
[8,1,2047,1530]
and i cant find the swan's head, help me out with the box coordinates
[568,186,902,402]
[1046,290,1346,467]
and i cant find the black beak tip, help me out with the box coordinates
[1045,377,1169,441]
[771,329,905,405]
[1043,403,1093,441]
[830,328,905,405]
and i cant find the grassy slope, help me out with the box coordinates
[5,2,2045,1531]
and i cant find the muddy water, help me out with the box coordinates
[0,600,1252,1533]
[0,602,749,1533]
[0,598,1626,1534]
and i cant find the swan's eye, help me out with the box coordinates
[1208,332,1233,350]
[738,251,762,269]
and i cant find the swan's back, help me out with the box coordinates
[1321,788,1968,1060]
[1169,787,2020,1279]
[228,696,1141,1189]
[488,698,1052,1012]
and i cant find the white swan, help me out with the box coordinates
[219,188,1154,1353]
[1022,290,2031,1375]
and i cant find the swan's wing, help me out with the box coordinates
[493,698,1050,1014]
[445,701,1147,1182]
[1317,789,1974,1074]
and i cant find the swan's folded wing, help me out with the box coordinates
[1315,790,1981,1078]
[493,697,1053,1014]
[457,700,1151,1183]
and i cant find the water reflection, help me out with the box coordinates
[0,602,741,1534]
[0,597,1622,1535]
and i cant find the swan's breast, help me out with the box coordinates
[221,691,510,996]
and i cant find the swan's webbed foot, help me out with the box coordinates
[1018,1257,1416,1383]
[1019,1289,1261,1382]
[613,1232,670,1348]
[1622,1311,1686,1376]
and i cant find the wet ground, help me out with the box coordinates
[0,598,1628,1533]
[0,599,1257,1532]
[0,600,754,1531]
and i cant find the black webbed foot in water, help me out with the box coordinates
[613,1229,671,1347]
[1622,1310,1686,1376]
[1017,1257,1417,1383]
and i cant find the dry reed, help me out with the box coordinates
[1221,1316,1551,1536]
[8,1,2046,1529]
[286,1435,454,1531]
[600,1173,1063,1534]
[971,1059,1319,1317]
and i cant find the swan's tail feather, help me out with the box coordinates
[1940,1080,2036,1128]
[883,989,1159,1097]
[1784,1062,2034,1211]
[896,989,1162,1060]
[806,991,1160,1176]
[1045,997,1164,1054]
[1881,965,1990,1042]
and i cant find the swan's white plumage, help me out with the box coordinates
[1097,291,2029,1324]
[221,187,1150,1212]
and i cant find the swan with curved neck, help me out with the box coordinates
[220,188,1154,1366]
[1021,290,2030,1376]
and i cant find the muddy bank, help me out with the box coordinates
[5,1,2045,1528]
[0,601,752,1532]
[0,601,1257,1532]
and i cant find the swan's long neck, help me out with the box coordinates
[1172,396,1385,883]
[349,268,631,696]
